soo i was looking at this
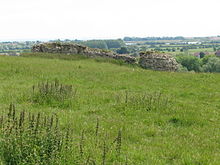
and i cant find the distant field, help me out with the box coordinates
[1,54,220,164]
[187,48,214,53]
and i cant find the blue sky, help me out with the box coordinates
[0,0,220,41]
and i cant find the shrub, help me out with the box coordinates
[176,55,202,72]
[202,57,220,72]
[177,64,188,72]
[199,52,206,58]
[201,55,216,65]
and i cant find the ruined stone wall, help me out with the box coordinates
[32,43,178,71]
[32,42,136,64]
[139,51,178,71]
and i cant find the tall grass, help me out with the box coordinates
[22,52,138,67]
[115,91,172,112]
[31,80,77,108]
[21,52,88,61]
[2,55,220,164]
[0,105,128,165]
[0,104,70,165]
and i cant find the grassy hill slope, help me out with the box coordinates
[0,54,220,164]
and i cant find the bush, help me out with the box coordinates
[176,55,202,72]
[199,52,206,58]
[202,57,220,72]
[201,55,216,65]
[177,64,188,72]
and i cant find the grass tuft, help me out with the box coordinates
[31,80,77,108]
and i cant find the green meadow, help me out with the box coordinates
[1,53,220,164]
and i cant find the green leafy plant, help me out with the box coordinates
[0,105,128,165]
[202,57,220,72]
[176,55,202,72]
[0,104,71,165]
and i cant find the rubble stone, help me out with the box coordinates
[139,51,178,71]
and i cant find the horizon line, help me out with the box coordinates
[1,35,220,42]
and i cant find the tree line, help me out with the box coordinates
[123,36,185,41]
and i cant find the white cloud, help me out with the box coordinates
[0,0,219,40]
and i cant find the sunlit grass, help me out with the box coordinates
[0,54,220,164]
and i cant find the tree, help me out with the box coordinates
[176,55,202,72]
[202,55,216,65]
[199,52,205,58]
[203,57,220,72]
[116,47,129,54]
[83,40,108,49]
[105,39,125,49]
